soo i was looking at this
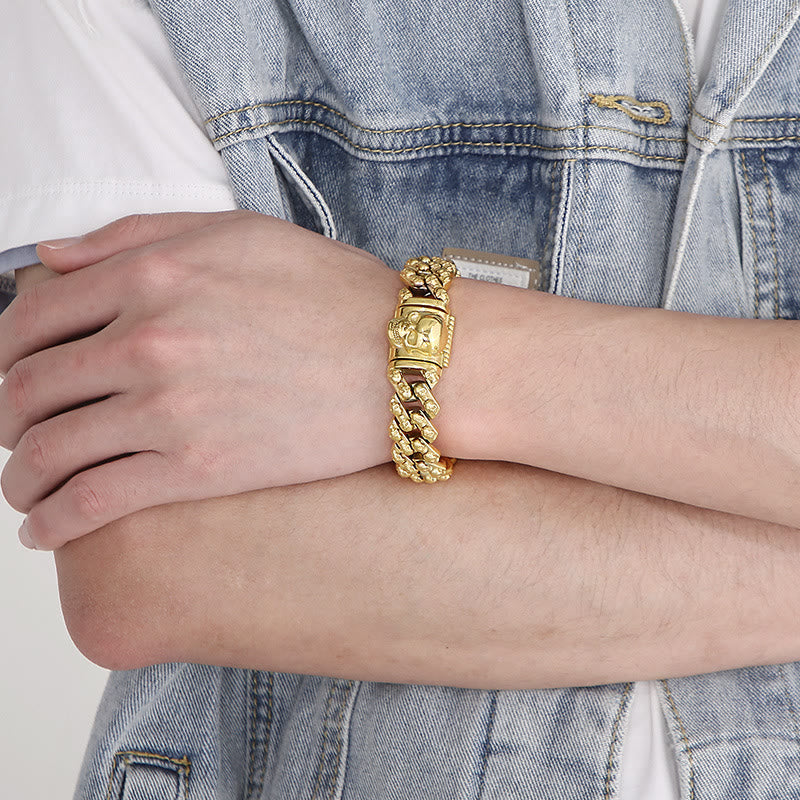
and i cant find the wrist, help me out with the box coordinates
[432,275,536,463]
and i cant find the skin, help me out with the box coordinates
[4,212,800,550]
[10,233,800,686]
[53,460,800,689]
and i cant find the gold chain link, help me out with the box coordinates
[387,256,458,482]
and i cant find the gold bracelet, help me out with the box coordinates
[387,256,458,483]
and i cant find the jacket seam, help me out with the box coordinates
[662,680,697,800]
[690,129,800,145]
[475,691,499,800]
[760,149,780,319]
[309,682,336,800]
[210,118,686,162]
[694,109,726,128]
[740,152,761,318]
[246,670,259,799]
[207,99,800,142]
[246,671,274,800]
[564,0,591,290]
[205,99,685,141]
[309,679,354,800]
[603,682,633,800]
[728,1,800,101]
[736,115,800,123]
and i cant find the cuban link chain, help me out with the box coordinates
[387,256,458,483]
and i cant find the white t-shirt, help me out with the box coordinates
[0,0,238,269]
[0,2,729,799]
[681,0,729,83]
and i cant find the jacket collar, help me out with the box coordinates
[689,0,800,146]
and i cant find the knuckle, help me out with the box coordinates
[22,425,51,482]
[131,251,187,297]
[70,476,108,522]
[123,322,179,371]
[5,357,35,419]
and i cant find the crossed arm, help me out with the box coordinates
[55,458,800,689]
[14,252,800,688]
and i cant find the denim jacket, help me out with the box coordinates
[76,1,800,798]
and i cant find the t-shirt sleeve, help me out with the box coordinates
[0,0,238,306]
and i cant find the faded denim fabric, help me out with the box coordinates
[75,1,800,798]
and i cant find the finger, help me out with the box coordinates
[35,210,250,273]
[19,450,175,550]
[1,392,152,514]
[0,324,123,448]
[0,260,122,375]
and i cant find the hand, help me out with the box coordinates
[0,211,397,549]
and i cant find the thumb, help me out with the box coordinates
[35,210,243,273]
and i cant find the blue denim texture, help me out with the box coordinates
[74,0,800,797]
[0,245,34,312]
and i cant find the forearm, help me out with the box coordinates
[441,277,800,527]
[56,460,800,689]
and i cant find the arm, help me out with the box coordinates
[15,263,800,686]
[437,274,800,529]
[55,459,800,689]
[10,218,800,552]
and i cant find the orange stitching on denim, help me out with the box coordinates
[117,751,191,770]
[694,110,726,128]
[603,683,633,800]
[736,115,800,123]
[207,100,685,143]
[688,127,716,145]
[589,125,684,142]
[103,758,116,800]
[741,153,761,318]
[209,100,581,134]
[728,135,800,143]
[104,751,191,800]
[206,98,800,131]
[210,118,686,163]
[119,754,189,798]
[246,670,258,799]
[729,2,800,102]
[662,680,696,800]
[691,131,800,146]
[207,99,336,124]
[310,682,336,800]
[207,98,580,135]
[589,94,672,125]
[761,149,780,319]
[327,680,354,800]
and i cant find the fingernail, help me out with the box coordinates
[37,236,84,251]
[18,519,36,550]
